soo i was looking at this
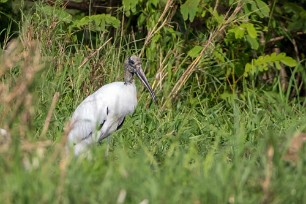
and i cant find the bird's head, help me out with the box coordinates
[124,55,157,102]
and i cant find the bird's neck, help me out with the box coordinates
[124,69,134,84]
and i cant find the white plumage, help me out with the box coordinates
[67,55,156,156]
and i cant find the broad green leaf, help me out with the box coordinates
[255,0,270,18]
[229,0,235,5]
[244,63,252,76]
[211,9,224,25]
[213,48,225,63]
[39,5,72,23]
[246,0,270,18]
[229,27,245,39]
[244,23,257,38]
[284,3,306,32]
[150,0,159,7]
[281,56,298,67]
[201,10,207,17]
[187,45,202,58]
[275,61,281,70]
[180,0,200,22]
[70,14,120,32]
[244,52,297,76]
[246,35,259,50]
[123,0,141,16]
[137,13,146,28]
[151,34,161,44]
[0,0,8,3]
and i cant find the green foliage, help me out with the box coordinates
[0,0,20,46]
[246,0,270,18]
[228,23,257,39]
[122,0,141,16]
[244,52,298,76]
[38,5,72,23]
[1,1,306,202]
[180,0,200,22]
[70,14,120,32]
[187,45,202,58]
[228,22,259,50]
[283,2,306,31]
[34,5,120,33]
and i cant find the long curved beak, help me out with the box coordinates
[136,67,157,102]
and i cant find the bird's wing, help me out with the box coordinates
[117,117,125,130]
[68,93,108,145]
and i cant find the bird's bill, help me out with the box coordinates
[136,67,157,102]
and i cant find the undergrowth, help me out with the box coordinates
[0,1,306,204]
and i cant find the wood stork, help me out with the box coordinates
[67,55,156,156]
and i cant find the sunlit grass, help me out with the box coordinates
[1,4,306,204]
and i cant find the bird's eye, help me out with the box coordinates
[128,58,135,66]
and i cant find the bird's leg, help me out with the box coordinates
[97,119,118,142]
[98,119,119,156]
[106,136,110,157]
[97,131,107,144]
[97,130,111,157]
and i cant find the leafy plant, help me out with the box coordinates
[227,22,259,50]
[244,52,298,76]
[70,14,120,32]
[180,0,200,22]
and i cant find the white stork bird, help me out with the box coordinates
[67,55,156,156]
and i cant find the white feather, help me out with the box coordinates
[67,81,137,155]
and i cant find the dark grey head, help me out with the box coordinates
[124,55,156,102]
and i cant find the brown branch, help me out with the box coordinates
[163,1,244,108]
[140,0,176,58]
[267,31,306,44]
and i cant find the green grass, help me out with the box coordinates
[1,8,306,204]
[1,93,306,203]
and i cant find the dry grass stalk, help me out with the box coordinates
[44,121,71,174]
[261,145,274,204]
[0,38,42,136]
[116,189,127,204]
[21,140,53,152]
[0,37,57,171]
[283,132,306,164]
[146,49,174,106]
[152,50,173,90]
[139,0,175,58]
[40,92,60,138]
[163,1,243,107]
[56,121,73,203]
[77,37,112,70]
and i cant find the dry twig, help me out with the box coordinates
[78,37,112,70]
[163,2,243,109]
[139,0,175,57]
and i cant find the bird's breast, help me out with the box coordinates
[117,82,138,114]
[71,82,137,123]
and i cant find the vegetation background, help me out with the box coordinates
[1,0,306,203]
